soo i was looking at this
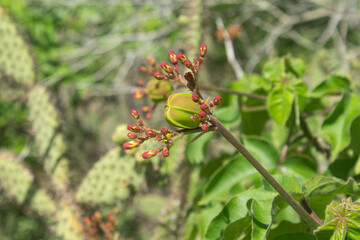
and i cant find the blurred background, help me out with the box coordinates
[1,0,360,239]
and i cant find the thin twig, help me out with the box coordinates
[215,17,244,79]
[200,84,267,100]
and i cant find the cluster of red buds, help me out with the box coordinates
[191,94,221,131]
[81,211,117,240]
[134,56,173,119]
[148,43,207,92]
[123,109,178,159]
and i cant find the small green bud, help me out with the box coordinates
[164,93,201,129]
[146,79,172,103]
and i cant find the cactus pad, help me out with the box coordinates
[0,7,35,85]
[76,148,140,205]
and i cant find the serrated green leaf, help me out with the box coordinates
[331,220,347,240]
[312,75,350,98]
[322,93,360,160]
[304,177,360,219]
[205,189,277,240]
[268,83,295,125]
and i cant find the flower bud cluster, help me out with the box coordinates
[148,44,208,92]
[81,211,117,240]
[122,110,178,159]
[190,94,222,131]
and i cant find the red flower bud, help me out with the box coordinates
[161,127,168,134]
[199,111,206,118]
[107,213,115,222]
[192,93,199,102]
[127,124,140,132]
[176,52,188,64]
[146,113,152,119]
[200,104,208,111]
[131,109,139,119]
[84,217,91,225]
[153,72,165,80]
[202,123,209,131]
[137,80,145,87]
[127,132,137,139]
[139,66,148,73]
[213,96,221,105]
[160,62,173,73]
[162,149,169,157]
[141,106,150,112]
[146,130,156,137]
[123,140,140,150]
[133,90,146,99]
[168,50,178,64]
[200,43,207,57]
[142,149,158,159]
[184,59,193,68]
[146,56,156,67]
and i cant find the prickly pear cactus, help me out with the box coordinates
[76,147,140,205]
[55,201,82,240]
[28,86,70,188]
[0,7,35,86]
[0,151,56,217]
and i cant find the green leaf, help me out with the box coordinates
[281,155,317,182]
[322,93,360,160]
[272,233,315,240]
[312,75,350,98]
[262,175,301,193]
[268,83,295,125]
[201,155,256,204]
[293,80,307,112]
[330,220,347,240]
[185,132,214,165]
[238,89,269,135]
[243,137,279,168]
[285,57,306,78]
[263,58,285,82]
[205,189,278,240]
[304,177,360,219]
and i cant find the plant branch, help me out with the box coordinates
[209,115,320,229]
[199,84,267,100]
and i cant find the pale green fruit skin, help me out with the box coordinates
[146,80,172,103]
[164,93,201,129]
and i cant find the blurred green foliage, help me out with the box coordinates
[1,0,360,239]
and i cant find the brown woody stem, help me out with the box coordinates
[209,115,320,229]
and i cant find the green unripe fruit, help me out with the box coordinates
[164,93,201,129]
[146,80,172,103]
